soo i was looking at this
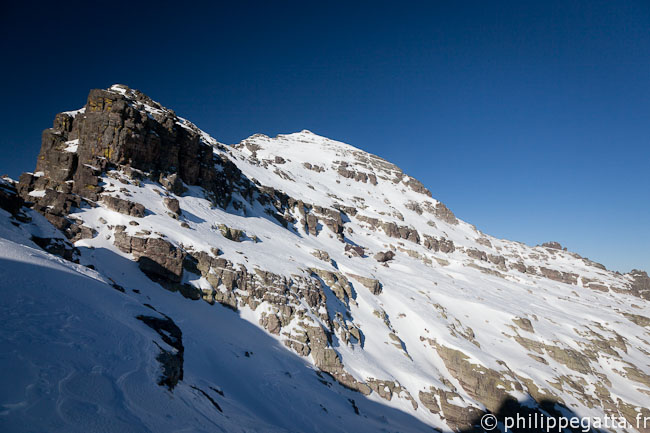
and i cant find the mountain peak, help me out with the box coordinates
[5,85,649,433]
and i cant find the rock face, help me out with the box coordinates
[136,314,184,390]
[114,226,184,283]
[102,195,145,217]
[10,85,650,433]
[541,241,565,250]
[163,197,181,215]
[374,250,395,263]
[347,274,382,295]
[627,270,650,300]
[17,84,246,229]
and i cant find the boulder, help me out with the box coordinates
[347,273,382,295]
[374,250,395,263]
[164,197,181,215]
[102,195,145,217]
[114,227,184,283]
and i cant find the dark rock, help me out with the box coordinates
[102,195,145,217]
[114,228,185,283]
[374,250,395,263]
[305,213,319,236]
[31,236,77,261]
[539,267,578,285]
[347,274,382,295]
[466,248,488,262]
[344,244,364,257]
[159,173,185,195]
[0,179,26,217]
[541,241,564,250]
[217,224,243,242]
[626,270,650,300]
[136,314,184,390]
[163,197,181,215]
[433,202,458,225]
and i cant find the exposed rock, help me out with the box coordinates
[217,224,244,242]
[539,267,579,285]
[30,236,78,261]
[466,248,488,261]
[488,254,507,270]
[541,241,565,250]
[581,277,609,292]
[433,202,458,225]
[418,389,440,413]
[305,213,319,235]
[403,177,432,197]
[114,227,185,283]
[423,235,456,254]
[0,178,26,217]
[622,312,650,328]
[626,270,650,300]
[102,195,145,217]
[163,197,181,215]
[310,249,331,263]
[136,314,184,390]
[512,317,535,333]
[261,313,282,334]
[433,342,521,413]
[347,274,382,295]
[311,268,354,305]
[366,378,417,409]
[158,173,185,195]
[374,250,395,263]
[344,243,364,257]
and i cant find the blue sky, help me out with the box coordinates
[1,1,648,272]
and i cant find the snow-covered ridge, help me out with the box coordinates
[2,84,649,433]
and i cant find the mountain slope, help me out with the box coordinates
[2,84,649,432]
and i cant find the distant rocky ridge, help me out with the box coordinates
[4,84,649,432]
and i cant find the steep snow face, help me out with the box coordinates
[3,85,650,433]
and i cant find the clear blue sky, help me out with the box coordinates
[1,1,648,272]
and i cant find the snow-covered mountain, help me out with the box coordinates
[1,84,649,433]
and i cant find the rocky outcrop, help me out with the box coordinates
[0,178,25,217]
[539,267,579,285]
[102,195,145,217]
[347,274,382,295]
[366,378,417,409]
[355,215,420,244]
[1,178,79,260]
[113,226,185,283]
[17,85,249,238]
[433,343,522,413]
[423,234,455,253]
[541,241,565,250]
[419,386,484,432]
[374,250,395,263]
[136,314,184,390]
[217,224,244,242]
[465,248,488,261]
[163,197,181,215]
[310,269,354,305]
[432,202,458,225]
[403,177,431,197]
[626,270,650,300]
